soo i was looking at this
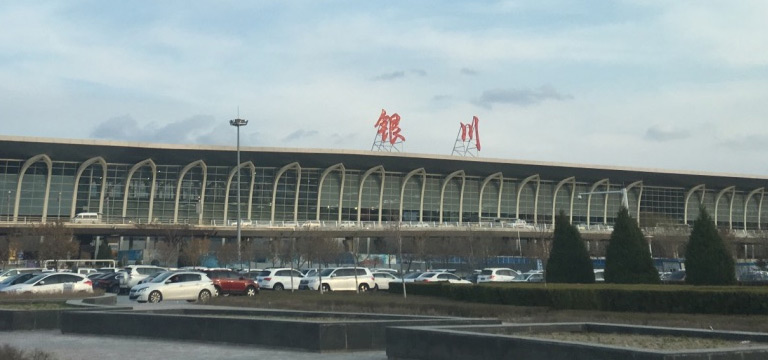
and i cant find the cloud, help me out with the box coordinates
[282,129,319,142]
[473,85,573,108]
[372,71,406,81]
[90,114,247,145]
[460,68,478,76]
[644,125,691,142]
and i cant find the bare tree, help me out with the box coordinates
[216,242,239,268]
[154,240,179,267]
[31,221,79,270]
[179,236,211,267]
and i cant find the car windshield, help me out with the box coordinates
[23,274,48,284]
[0,274,23,284]
[151,272,175,283]
[319,268,335,277]
[257,270,272,277]
[480,270,493,275]
[404,272,423,279]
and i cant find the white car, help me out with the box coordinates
[256,268,304,290]
[0,268,44,282]
[119,265,167,293]
[402,271,424,283]
[299,267,375,292]
[0,272,93,294]
[129,271,215,303]
[415,272,472,284]
[477,268,524,283]
[372,271,400,290]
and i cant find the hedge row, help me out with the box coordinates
[388,282,768,315]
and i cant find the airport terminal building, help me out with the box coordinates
[0,135,766,261]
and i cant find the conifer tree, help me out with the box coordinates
[604,207,659,284]
[685,207,735,285]
[546,211,594,283]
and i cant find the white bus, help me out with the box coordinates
[43,259,116,272]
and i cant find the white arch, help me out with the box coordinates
[173,160,208,225]
[70,157,108,219]
[224,161,255,224]
[439,170,465,223]
[270,162,301,223]
[515,174,540,224]
[316,163,345,222]
[586,179,609,226]
[14,154,53,222]
[357,166,385,225]
[714,186,736,229]
[625,181,644,224]
[121,159,157,223]
[684,184,706,224]
[399,168,427,222]
[478,172,503,221]
[551,176,575,225]
[744,187,764,230]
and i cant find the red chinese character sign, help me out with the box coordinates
[452,116,481,157]
[371,109,406,152]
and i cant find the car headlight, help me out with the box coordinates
[136,288,147,293]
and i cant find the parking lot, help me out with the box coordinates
[1,330,387,360]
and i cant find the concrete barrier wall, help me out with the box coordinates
[62,310,499,351]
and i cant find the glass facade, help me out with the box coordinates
[0,141,766,232]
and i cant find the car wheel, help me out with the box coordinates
[245,286,257,296]
[148,290,162,303]
[358,283,370,292]
[109,285,120,294]
[213,286,222,297]
[321,283,331,292]
[273,283,284,291]
[198,289,212,303]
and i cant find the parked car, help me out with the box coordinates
[477,268,523,283]
[465,273,480,284]
[593,269,605,282]
[299,267,375,292]
[256,268,304,291]
[302,220,322,229]
[525,272,545,283]
[137,271,166,285]
[119,265,167,293]
[402,271,424,283]
[129,271,215,303]
[372,271,400,290]
[415,272,471,284]
[95,272,125,293]
[0,272,93,294]
[0,268,44,282]
[203,269,259,296]
[662,270,686,284]
[0,272,40,290]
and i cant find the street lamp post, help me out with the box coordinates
[57,192,62,221]
[230,118,248,269]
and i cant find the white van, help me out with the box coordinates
[71,212,102,224]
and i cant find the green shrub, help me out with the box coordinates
[604,208,659,284]
[546,211,595,283]
[392,282,768,315]
[685,207,736,285]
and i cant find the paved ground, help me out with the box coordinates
[1,330,388,360]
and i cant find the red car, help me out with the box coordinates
[202,269,259,296]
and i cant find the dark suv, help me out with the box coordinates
[203,269,259,296]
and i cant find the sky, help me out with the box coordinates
[1,1,767,176]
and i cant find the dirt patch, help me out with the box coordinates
[525,332,764,350]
